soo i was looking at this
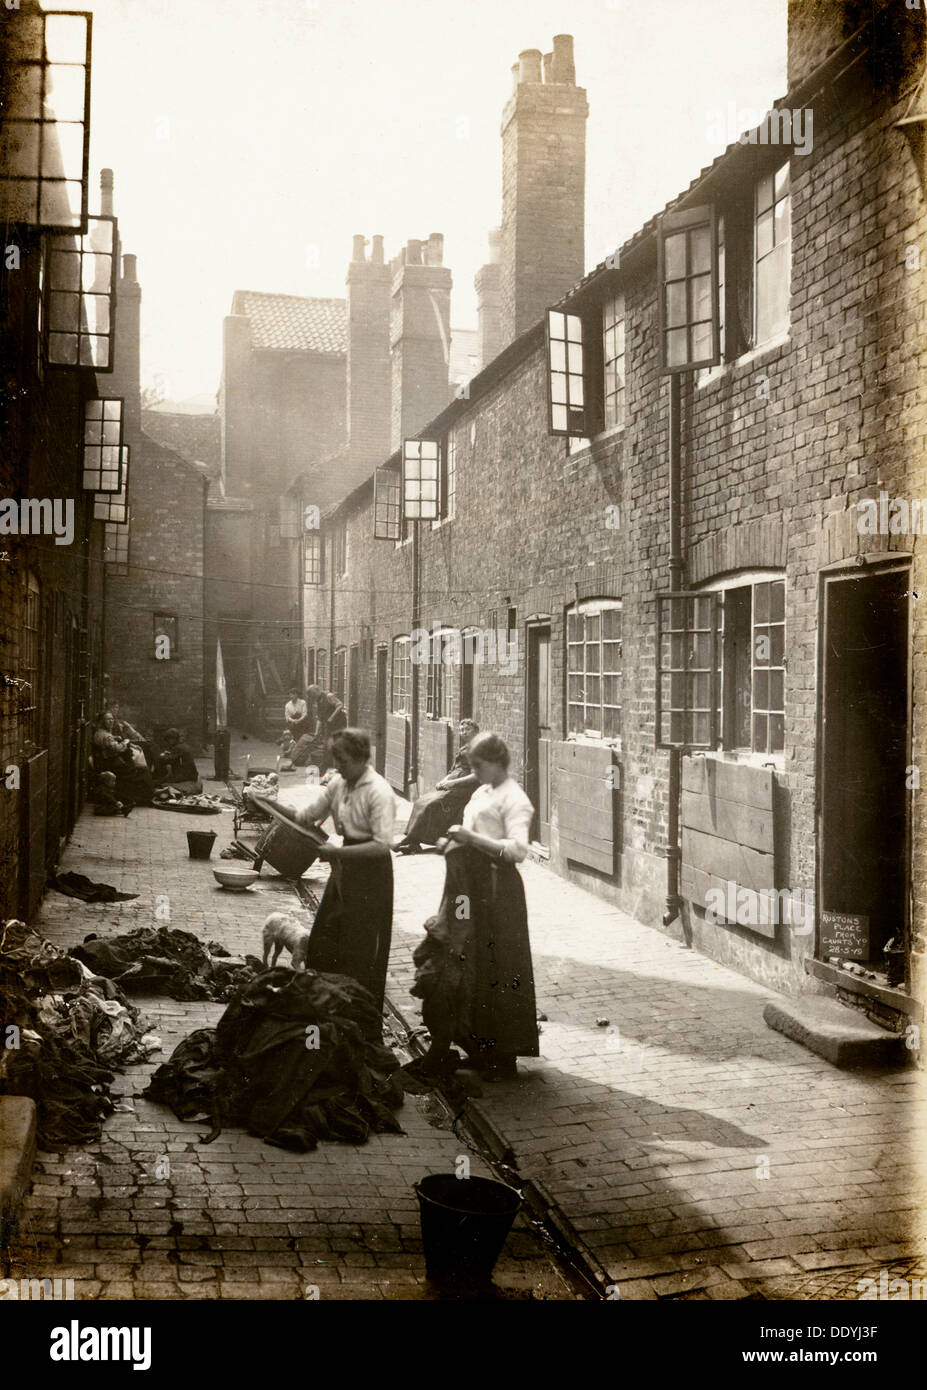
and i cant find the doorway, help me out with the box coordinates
[819,563,910,967]
[348,644,359,724]
[525,622,552,847]
[374,647,388,775]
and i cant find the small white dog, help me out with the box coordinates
[261,911,312,971]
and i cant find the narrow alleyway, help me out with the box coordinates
[3,742,579,1301]
[5,738,925,1301]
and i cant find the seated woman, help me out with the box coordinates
[109,702,153,769]
[153,728,202,794]
[284,688,311,740]
[93,711,155,806]
[409,732,540,1081]
[395,719,480,852]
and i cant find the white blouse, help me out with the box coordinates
[296,764,396,846]
[462,778,534,863]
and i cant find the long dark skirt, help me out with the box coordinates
[404,779,475,844]
[414,845,539,1059]
[307,840,393,1018]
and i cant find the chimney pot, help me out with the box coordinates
[550,34,575,84]
[100,167,114,217]
[352,234,366,263]
[424,232,444,266]
[371,234,385,265]
[511,62,520,94]
[518,49,543,84]
[122,253,137,284]
[406,239,423,265]
[542,51,554,83]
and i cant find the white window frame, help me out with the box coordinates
[391,635,412,715]
[754,162,791,347]
[566,598,623,743]
[697,569,786,761]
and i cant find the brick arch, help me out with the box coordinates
[687,517,787,586]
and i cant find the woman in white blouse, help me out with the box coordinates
[410,732,540,1080]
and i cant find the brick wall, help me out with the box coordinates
[304,11,926,1000]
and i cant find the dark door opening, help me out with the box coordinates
[374,647,388,775]
[819,565,910,967]
[525,624,551,847]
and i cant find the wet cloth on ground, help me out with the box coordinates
[70,926,257,1001]
[145,967,404,1152]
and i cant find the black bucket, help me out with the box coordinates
[415,1174,522,1282]
[187,829,217,860]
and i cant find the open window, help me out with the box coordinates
[0,9,92,230]
[657,204,720,374]
[93,445,129,522]
[44,214,117,369]
[103,514,130,575]
[711,574,786,755]
[82,398,124,492]
[402,439,440,521]
[374,467,401,540]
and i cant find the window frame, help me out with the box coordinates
[753,160,792,348]
[426,627,460,724]
[374,467,401,541]
[332,647,347,704]
[602,293,626,431]
[696,570,786,758]
[391,635,412,716]
[657,203,721,374]
[565,598,623,742]
[103,513,130,574]
[20,573,41,749]
[303,531,322,586]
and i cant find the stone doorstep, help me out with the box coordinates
[763,996,907,1069]
[0,1096,37,1246]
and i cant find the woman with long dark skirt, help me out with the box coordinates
[394,718,480,852]
[275,728,396,1030]
[410,732,540,1081]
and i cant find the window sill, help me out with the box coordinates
[695,333,791,390]
[566,423,625,460]
[431,513,455,531]
[690,748,784,773]
[566,735,622,755]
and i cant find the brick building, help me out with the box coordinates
[209,241,479,735]
[302,9,927,1031]
[1,5,110,917]
[100,231,210,747]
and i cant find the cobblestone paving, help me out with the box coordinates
[4,743,576,1301]
[388,851,927,1301]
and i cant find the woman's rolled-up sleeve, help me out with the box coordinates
[295,782,335,826]
[365,785,396,846]
[499,802,533,863]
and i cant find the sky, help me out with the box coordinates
[56,0,788,401]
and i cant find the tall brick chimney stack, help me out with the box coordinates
[499,34,588,345]
[101,170,141,434]
[474,227,503,372]
[389,234,452,452]
[346,233,392,466]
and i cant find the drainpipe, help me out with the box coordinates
[409,517,421,795]
[328,533,336,690]
[663,373,684,928]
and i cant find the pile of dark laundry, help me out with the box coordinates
[0,920,161,1148]
[70,926,258,1002]
[145,968,405,1152]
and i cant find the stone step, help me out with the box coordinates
[0,1095,37,1247]
[763,995,907,1069]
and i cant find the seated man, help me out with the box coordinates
[395,719,480,852]
[154,728,202,794]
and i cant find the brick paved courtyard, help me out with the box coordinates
[5,738,925,1301]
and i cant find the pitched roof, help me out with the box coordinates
[231,290,347,354]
